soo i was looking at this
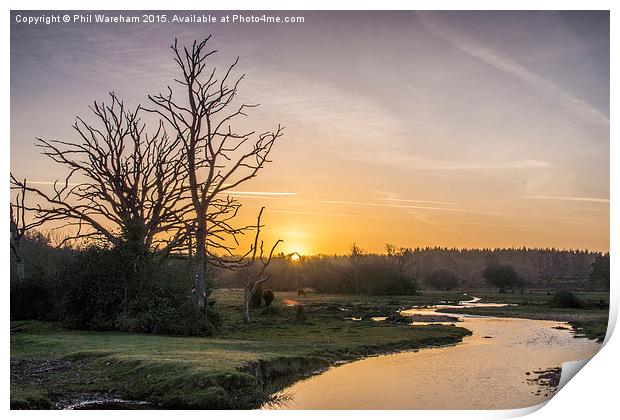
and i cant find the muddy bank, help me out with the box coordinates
[10,357,154,410]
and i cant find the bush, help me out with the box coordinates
[590,254,610,289]
[10,281,55,321]
[482,264,525,293]
[426,269,460,291]
[60,246,129,330]
[345,252,418,295]
[549,290,583,309]
[60,244,220,336]
[10,233,73,321]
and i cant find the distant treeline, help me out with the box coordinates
[217,246,607,293]
[11,235,608,328]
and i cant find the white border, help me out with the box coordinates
[3,1,616,419]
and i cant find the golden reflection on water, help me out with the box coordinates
[264,301,602,410]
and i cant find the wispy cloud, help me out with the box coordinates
[226,191,297,196]
[24,183,297,201]
[522,195,609,204]
[267,209,376,218]
[323,198,608,224]
[365,152,554,171]
[372,191,457,205]
[454,221,547,230]
[321,200,515,216]
[381,197,457,205]
[417,12,610,126]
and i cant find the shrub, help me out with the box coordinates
[482,264,525,293]
[590,254,610,289]
[10,233,73,321]
[60,244,220,336]
[60,246,128,330]
[549,290,583,309]
[10,281,55,321]
[426,269,460,291]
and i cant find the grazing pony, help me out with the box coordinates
[297,289,307,298]
[263,289,275,307]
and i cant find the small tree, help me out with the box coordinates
[482,264,524,293]
[426,269,460,291]
[589,254,610,289]
[242,207,282,322]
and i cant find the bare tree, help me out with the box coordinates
[146,37,284,308]
[10,92,191,255]
[242,207,282,322]
[10,179,45,284]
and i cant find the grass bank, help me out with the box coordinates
[11,290,471,409]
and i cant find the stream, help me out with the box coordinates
[263,296,602,410]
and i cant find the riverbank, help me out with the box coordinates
[11,290,471,409]
[436,291,609,342]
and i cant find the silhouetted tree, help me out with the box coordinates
[426,268,460,291]
[146,37,284,308]
[482,264,525,293]
[589,254,610,289]
[10,93,190,255]
[242,207,282,321]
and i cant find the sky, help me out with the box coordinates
[10,11,610,254]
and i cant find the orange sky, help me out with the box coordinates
[11,11,610,254]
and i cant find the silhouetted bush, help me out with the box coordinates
[549,290,583,309]
[60,244,220,336]
[10,281,55,321]
[10,233,72,321]
[60,246,135,330]
[590,254,610,289]
[425,269,460,291]
[482,264,526,293]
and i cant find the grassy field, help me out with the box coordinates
[10,290,471,409]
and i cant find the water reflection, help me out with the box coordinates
[264,297,601,410]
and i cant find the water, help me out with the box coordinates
[264,298,601,409]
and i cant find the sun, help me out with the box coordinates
[290,252,301,262]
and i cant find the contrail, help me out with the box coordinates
[522,195,609,204]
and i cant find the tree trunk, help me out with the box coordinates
[16,257,25,286]
[194,222,206,308]
[12,240,25,286]
[243,286,251,322]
